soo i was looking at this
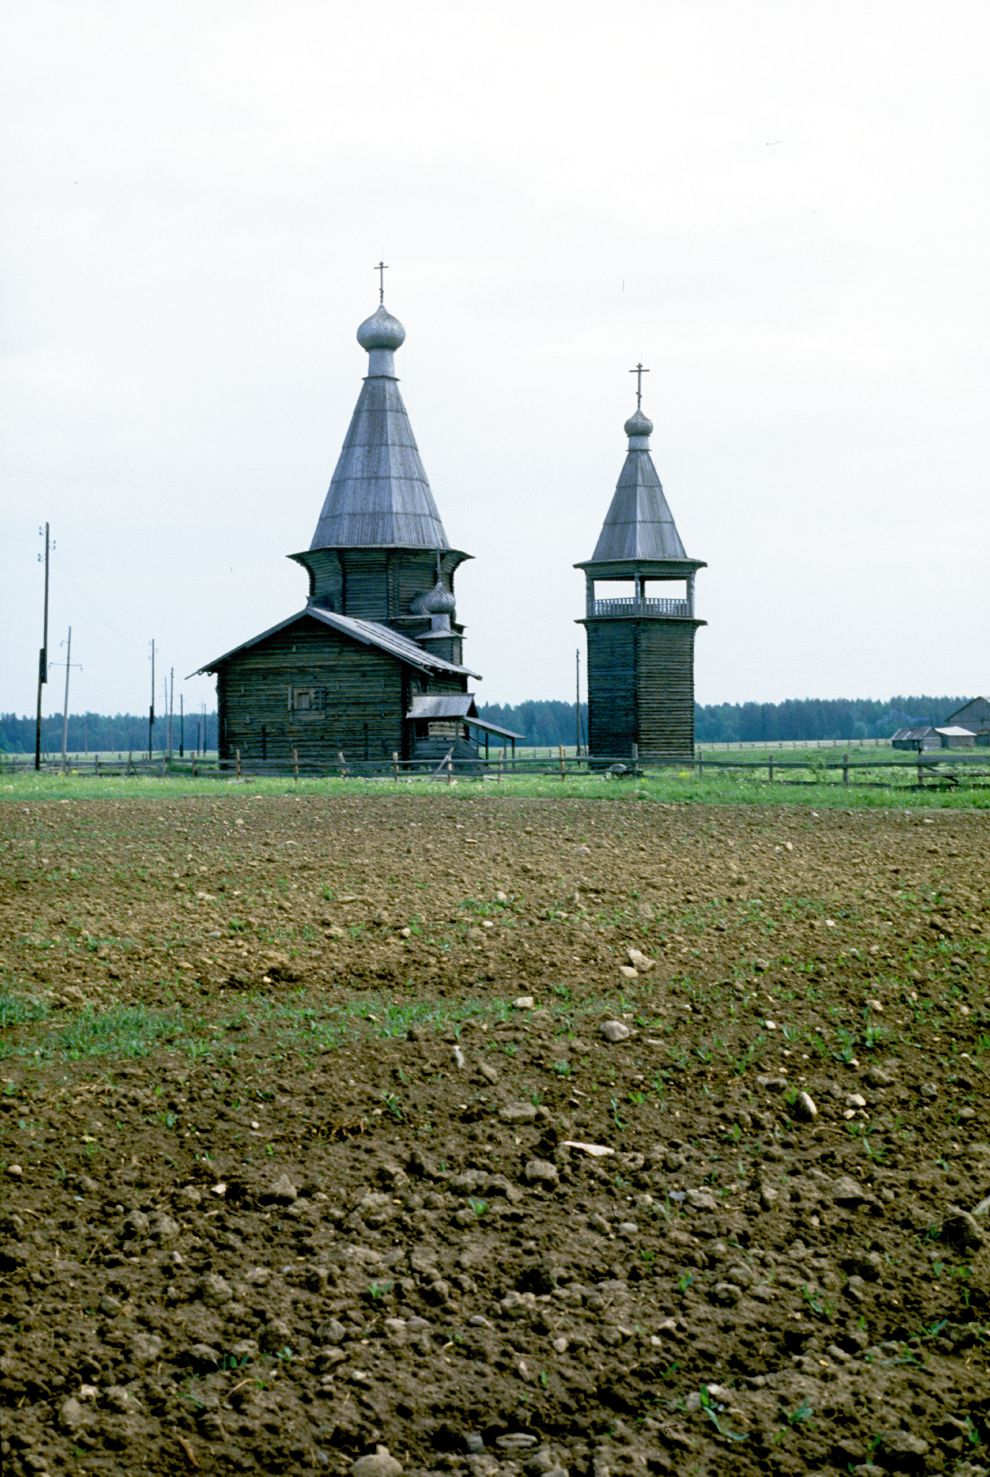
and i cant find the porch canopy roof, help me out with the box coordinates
[405,694,524,741]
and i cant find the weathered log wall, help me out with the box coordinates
[301,549,456,625]
[217,615,468,764]
[585,618,699,760]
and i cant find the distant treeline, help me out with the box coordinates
[0,695,967,754]
[478,696,967,747]
[0,711,218,755]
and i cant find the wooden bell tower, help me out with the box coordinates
[577,370,705,762]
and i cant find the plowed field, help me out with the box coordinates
[1,793,988,1476]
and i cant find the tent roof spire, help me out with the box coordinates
[584,383,693,565]
[308,285,452,551]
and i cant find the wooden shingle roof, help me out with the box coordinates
[583,404,701,568]
[308,303,455,552]
[193,606,478,680]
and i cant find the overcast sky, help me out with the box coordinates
[2,0,987,722]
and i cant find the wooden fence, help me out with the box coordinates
[3,746,988,790]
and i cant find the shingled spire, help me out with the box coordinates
[291,294,470,650]
[588,404,690,563]
[308,302,450,551]
[576,384,706,761]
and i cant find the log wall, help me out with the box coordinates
[302,549,456,623]
[217,615,468,764]
[585,618,699,760]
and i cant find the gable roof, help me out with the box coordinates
[946,696,990,728]
[193,606,479,680]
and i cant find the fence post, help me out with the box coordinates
[338,750,348,777]
[191,757,197,777]
[917,756,923,788]
[631,742,639,769]
[292,747,299,780]
[559,744,566,780]
[392,751,399,782]
[235,748,241,779]
[842,752,849,786]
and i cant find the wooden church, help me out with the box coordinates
[197,287,519,767]
[577,371,705,761]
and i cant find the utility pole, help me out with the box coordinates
[51,627,82,770]
[167,668,174,759]
[148,639,156,760]
[34,522,51,770]
[575,648,581,757]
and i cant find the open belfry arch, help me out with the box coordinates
[196,272,520,767]
[577,367,706,762]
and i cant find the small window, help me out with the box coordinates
[288,686,325,714]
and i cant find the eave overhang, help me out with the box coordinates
[574,558,707,578]
[191,606,480,681]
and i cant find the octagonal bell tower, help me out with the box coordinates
[576,372,706,761]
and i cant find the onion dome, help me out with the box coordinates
[624,407,654,440]
[356,305,406,352]
[422,578,456,616]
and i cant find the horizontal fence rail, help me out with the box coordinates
[2,746,988,789]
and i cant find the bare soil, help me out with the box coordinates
[1,793,988,1477]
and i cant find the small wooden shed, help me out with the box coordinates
[891,726,939,751]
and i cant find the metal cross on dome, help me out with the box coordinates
[629,362,650,409]
[375,260,389,304]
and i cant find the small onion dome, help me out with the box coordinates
[422,578,456,616]
[356,304,406,352]
[624,407,654,439]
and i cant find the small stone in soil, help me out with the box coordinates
[523,1159,560,1188]
[939,1209,983,1252]
[351,1446,403,1477]
[264,1173,298,1204]
[832,1175,869,1205]
[600,1020,631,1043]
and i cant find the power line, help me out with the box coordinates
[49,555,142,652]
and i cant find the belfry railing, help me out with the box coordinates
[588,595,690,618]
